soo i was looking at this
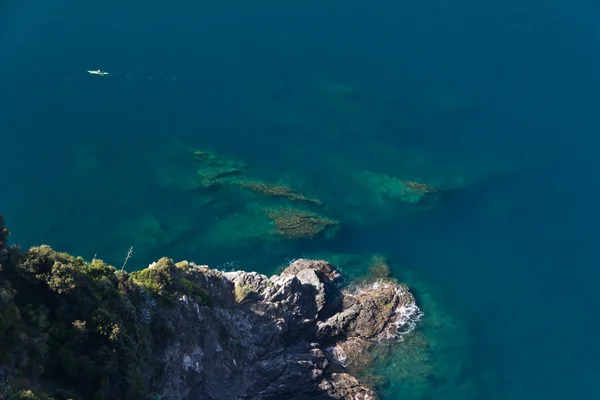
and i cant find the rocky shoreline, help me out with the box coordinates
[0,216,422,399]
[150,259,421,399]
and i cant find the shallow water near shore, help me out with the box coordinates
[3,0,600,399]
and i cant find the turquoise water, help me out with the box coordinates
[3,1,600,399]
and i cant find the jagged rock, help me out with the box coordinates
[317,281,418,340]
[153,259,421,400]
[280,259,340,282]
[319,373,376,400]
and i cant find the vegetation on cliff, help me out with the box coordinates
[0,217,215,400]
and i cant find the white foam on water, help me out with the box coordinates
[346,280,424,341]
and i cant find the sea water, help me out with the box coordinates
[2,1,600,399]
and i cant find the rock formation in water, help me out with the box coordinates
[0,216,421,400]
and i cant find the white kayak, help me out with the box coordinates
[88,69,109,76]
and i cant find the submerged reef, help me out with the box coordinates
[0,217,421,400]
[264,207,339,239]
[192,150,249,188]
[144,147,341,261]
[340,166,439,207]
[105,141,516,269]
[237,180,323,207]
[370,271,478,399]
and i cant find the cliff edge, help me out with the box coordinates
[0,217,421,400]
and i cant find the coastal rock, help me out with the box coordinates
[152,259,421,399]
[318,372,376,400]
[0,236,420,400]
[317,281,419,340]
[279,259,340,281]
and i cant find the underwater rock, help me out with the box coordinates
[265,207,339,239]
[150,147,248,192]
[351,168,437,205]
[195,168,244,188]
[192,150,249,188]
[236,180,323,206]
[366,270,478,399]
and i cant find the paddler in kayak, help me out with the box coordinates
[88,69,109,76]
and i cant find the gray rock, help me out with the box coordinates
[151,259,421,400]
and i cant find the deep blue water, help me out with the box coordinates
[3,1,600,399]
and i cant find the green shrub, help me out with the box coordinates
[130,258,176,299]
[178,278,213,306]
[0,245,149,399]
[0,216,216,399]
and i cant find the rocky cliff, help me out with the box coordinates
[152,259,421,400]
[0,217,421,400]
